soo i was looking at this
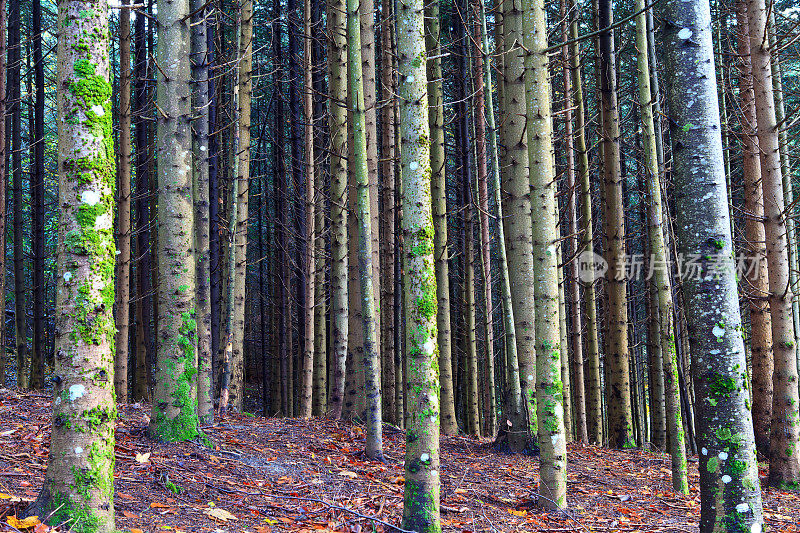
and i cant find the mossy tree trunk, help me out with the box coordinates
[30,0,117,527]
[327,0,349,419]
[150,0,202,442]
[521,0,567,506]
[425,0,457,435]
[397,0,441,527]
[660,0,764,528]
[10,0,25,389]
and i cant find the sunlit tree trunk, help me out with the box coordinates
[29,0,117,525]
[660,0,764,528]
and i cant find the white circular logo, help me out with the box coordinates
[576,251,607,283]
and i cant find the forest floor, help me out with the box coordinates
[0,389,799,533]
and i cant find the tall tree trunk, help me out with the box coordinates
[425,0,457,435]
[150,0,202,442]
[114,0,132,403]
[30,0,45,390]
[768,10,800,366]
[635,0,687,492]
[397,0,440,526]
[560,0,587,443]
[735,0,772,459]
[9,0,25,389]
[745,0,800,487]
[569,0,602,444]
[29,0,117,525]
[501,0,537,446]
[192,0,213,424]
[379,0,397,425]
[660,0,764,529]
[521,0,567,506]
[598,0,634,449]
[299,0,316,417]
[477,0,525,449]
[327,0,349,419]
[348,0,384,457]
[472,1,496,437]
[0,0,6,388]
[229,0,252,412]
[133,5,152,401]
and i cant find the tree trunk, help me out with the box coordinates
[150,0,202,441]
[0,0,6,388]
[521,0,567,506]
[660,0,764,528]
[9,0,25,389]
[133,5,152,401]
[299,0,316,418]
[114,0,132,403]
[734,0,772,459]
[501,0,537,446]
[30,0,117,525]
[379,0,397,425]
[472,1,496,437]
[635,0,688,491]
[397,0,440,526]
[425,0,457,435]
[598,0,634,449]
[327,0,349,419]
[30,0,46,391]
[560,0,586,443]
[192,0,213,424]
[745,0,800,487]
[567,0,602,444]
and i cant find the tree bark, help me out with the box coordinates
[522,0,567,506]
[660,0,764,528]
[327,0,349,419]
[425,0,457,435]
[397,0,441,525]
[30,0,117,525]
[150,0,202,441]
[745,0,800,487]
[598,0,634,449]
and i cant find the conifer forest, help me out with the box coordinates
[1,0,800,531]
